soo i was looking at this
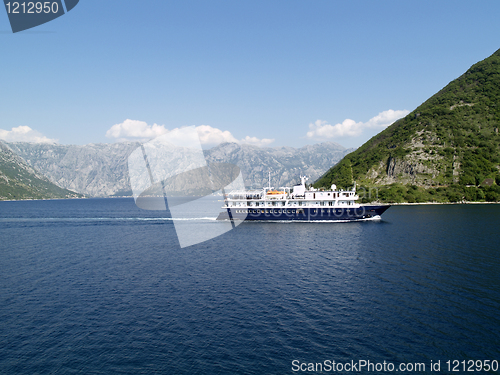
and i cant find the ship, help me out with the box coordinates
[216,175,390,222]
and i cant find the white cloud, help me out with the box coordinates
[0,126,57,143]
[106,120,274,147]
[105,119,168,141]
[195,125,238,145]
[307,119,363,139]
[306,109,410,140]
[240,135,275,147]
[364,109,410,128]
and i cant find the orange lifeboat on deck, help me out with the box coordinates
[266,190,285,195]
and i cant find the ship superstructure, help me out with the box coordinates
[216,176,390,222]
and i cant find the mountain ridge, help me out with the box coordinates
[7,141,354,197]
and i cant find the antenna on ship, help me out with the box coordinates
[268,170,271,189]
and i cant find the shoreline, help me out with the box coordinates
[1,196,499,205]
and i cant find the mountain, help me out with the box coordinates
[0,142,81,200]
[205,142,353,189]
[315,48,500,203]
[6,142,141,197]
[8,141,354,197]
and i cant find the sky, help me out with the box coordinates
[1,0,499,149]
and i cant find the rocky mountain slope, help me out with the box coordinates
[315,48,500,203]
[8,141,353,197]
[0,142,80,200]
[7,142,140,197]
[206,142,352,189]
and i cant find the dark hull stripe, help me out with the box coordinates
[216,205,390,221]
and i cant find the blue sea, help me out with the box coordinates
[1,198,499,374]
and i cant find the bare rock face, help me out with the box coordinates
[374,155,438,186]
[8,141,354,197]
[386,156,431,180]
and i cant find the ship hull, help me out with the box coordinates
[216,205,390,222]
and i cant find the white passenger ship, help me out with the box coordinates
[216,176,390,222]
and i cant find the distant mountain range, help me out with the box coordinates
[0,142,81,200]
[6,141,354,198]
[6,142,139,197]
[316,48,500,203]
[206,142,353,190]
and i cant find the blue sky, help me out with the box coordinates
[1,0,499,148]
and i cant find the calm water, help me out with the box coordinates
[1,198,499,374]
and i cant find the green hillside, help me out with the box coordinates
[0,142,81,200]
[315,48,500,203]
